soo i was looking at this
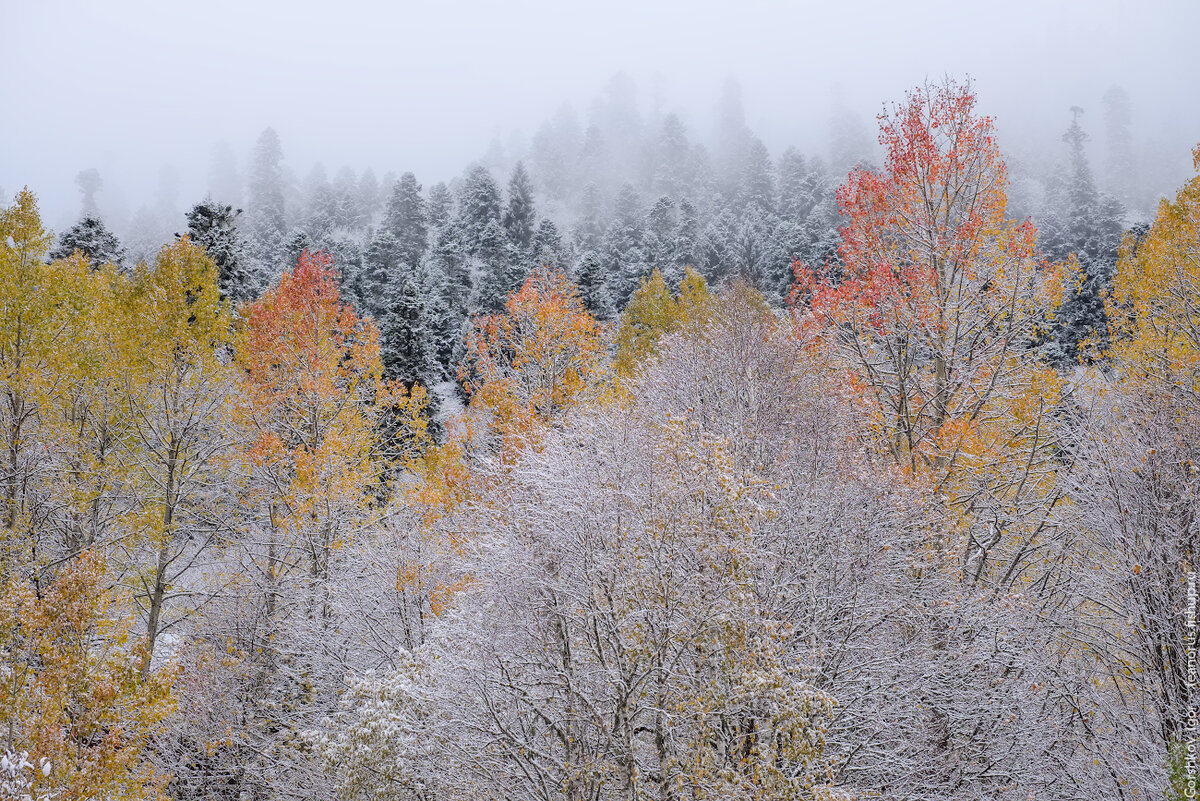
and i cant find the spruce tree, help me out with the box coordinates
[503,161,537,252]
[384,172,428,269]
[245,127,288,276]
[359,231,402,320]
[1043,108,1125,364]
[427,182,454,230]
[50,216,124,266]
[181,200,251,301]
[574,250,612,320]
[380,270,434,386]
[530,218,567,270]
[457,165,502,255]
[604,183,646,308]
[475,219,522,314]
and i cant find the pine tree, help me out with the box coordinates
[431,221,470,312]
[49,216,124,266]
[283,228,313,271]
[1043,108,1125,364]
[530,218,567,270]
[475,219,521,314]
[574,250,612,320]
[653,113,694,199]
[604,183,646,309]
[1102,85,1137,206]
[427,182,453,230]
[181,199,251,301]
[574,183,606,253]
[245,127,288,276]
[380,270,434,386]
[644,196,679,284]
[331,166,361,230]
[457,165,502,255]
[357,168,382,226]
[359,230,402,320]
[384,172,428,269]
[503,162,537,252]
[75,168,103,218]
[303,164,337,243]
[737,136,776,214]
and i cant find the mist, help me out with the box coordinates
[3,0,1197,232]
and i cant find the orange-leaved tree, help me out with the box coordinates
[793,78,1063,578]
[236,249,425,599]
[460,265,606,452]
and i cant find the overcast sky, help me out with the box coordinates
[2,0,1197,228]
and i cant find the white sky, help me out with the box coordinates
[2,0,1197,228]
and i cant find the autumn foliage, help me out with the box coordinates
[460,265,605,449]
[793,79,1063,572]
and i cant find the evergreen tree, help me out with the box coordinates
[574,183,606,253]
[181,200,251,301]
[427,181,454,230]
[50,216,124,266]
[604,183,646,308]
[644,196,679,284]
[357,168,382,226]
[737,136,776,214]
[283,228,313,272]
[380,269,434,386]
[457,165,502,255]
[574,250,612,320]
[530,218,567,270]
[245,127,288,275]
[358,230,402,320]
[653,113,694,199]
[475,219,522,313]
[503,162,537,252]
[1043,108,1125,364]
[431,221,470,312]
[331,166,361,230]
[302,164,337,243]
[1102,85,1137,206]
[384,172,428,269]
[675,199,701,271]
[75,168,103,218]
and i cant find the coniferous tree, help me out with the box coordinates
[357,168,382,226]
[331,166,361,230]
[181,200,251,301]
[457,165,502,255]
[1043,108,1125,364]
[1102,85,1137,207]
[75,168,103,218]
[604,183,646,308]
[644,196,679,284]
[574,183,606,254]
[574,250,612,320]
[358,230,402,320]
[380,270,434,386]
[245,127,288,276]
[283,228,313,272]
[503,162,537,252]
[427,182,454,230]
[530,218,567,270]
[475,219,521,313]
[384,172,428,269]
[50,216,124,266]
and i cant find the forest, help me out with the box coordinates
[1,75,1198,801]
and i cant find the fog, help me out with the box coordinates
[2,0,1197,231]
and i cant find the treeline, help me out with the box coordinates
[1,78,1196,800]
[56,79,1157,389]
